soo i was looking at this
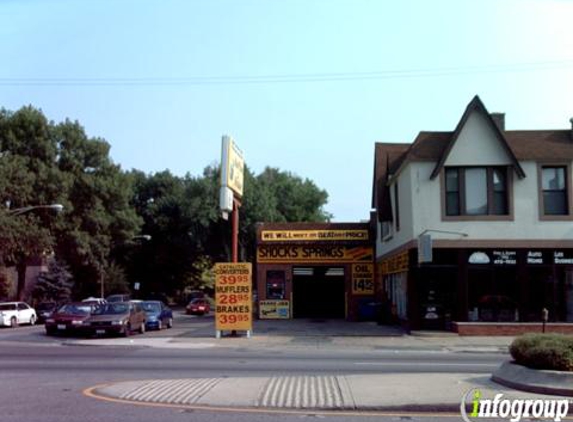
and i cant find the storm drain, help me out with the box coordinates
[119,378,221,404]
[258,376,354,409]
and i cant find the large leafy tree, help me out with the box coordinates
[126,164,331,298]
[0,107,64,299]
[0,106,141,300]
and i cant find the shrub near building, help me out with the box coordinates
[510,333,573,371]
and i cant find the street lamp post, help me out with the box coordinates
[5,203,64,301]
[8,204,64,216]
[99,235,151,299]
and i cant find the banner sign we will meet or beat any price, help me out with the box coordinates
[214,263,252,332]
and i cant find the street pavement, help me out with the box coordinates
[71,314,572,412]
[3,312,572,415]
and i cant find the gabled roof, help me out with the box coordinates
[429,95,526,179]
[371,96,573,214]
[371,143,409,209]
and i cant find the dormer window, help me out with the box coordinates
[445,167,509,217]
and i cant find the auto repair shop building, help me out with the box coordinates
[256,222,375,320]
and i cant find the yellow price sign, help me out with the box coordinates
[214,263,252,331]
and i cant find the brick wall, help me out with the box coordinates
[453,322,573,336]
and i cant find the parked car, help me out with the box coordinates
[105,294,131,303]
[82,297,107,306]
[45,302,96,336]
[35,302,58,323]
[0,302,37,327]
[83,301,146,337]
[141,300,173,330]
[186,298,210,315]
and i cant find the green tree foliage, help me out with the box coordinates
[32,258,74,303]
[1,105,331,301]
[127,165,331,298]
[0,106,141,300]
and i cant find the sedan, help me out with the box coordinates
[186,298,211,315]
[0,302,37,327]
[35,302,58,324]
[83,301,146,337]
[141,300,173,330]
[45,302,95,336]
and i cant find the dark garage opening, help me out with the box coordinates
[292,266,345,319]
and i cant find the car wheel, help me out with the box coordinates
[46,328,55,336]
[139,322,145,334]
[167,317,173,329]
[29,315,36,326]
[10,316,18,328]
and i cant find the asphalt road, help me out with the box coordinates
[0,315,507,422]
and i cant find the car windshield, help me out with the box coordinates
[92,303,130,315]
[142,302,161,312]
[57,304,92,315]
[0,304,15,311]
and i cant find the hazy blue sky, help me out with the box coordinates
[2,0,572,221]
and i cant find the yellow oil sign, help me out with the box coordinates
[351,263,374,295]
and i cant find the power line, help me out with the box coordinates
[0,60,572,86]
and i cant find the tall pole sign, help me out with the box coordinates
[217,135,251,338]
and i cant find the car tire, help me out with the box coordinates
[29,315,36,326]
[46,328,55,336]
[10,316,18,328]
[167,317,173,329]
[122,323,131,337]
[139,322,145,334]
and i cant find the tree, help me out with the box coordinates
[32,258,74,303]
[0,106,142,300]
[0,107,64,300]
[125,164,331,297]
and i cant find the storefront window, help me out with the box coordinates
[468,267,518,322]
[266,270,286,300]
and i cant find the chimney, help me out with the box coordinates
[491,113,505,131]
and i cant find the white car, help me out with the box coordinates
[0,302,37,327]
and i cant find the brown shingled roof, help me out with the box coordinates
[371,103,573,212]
[371,143,409,208]
[506,130,573,160]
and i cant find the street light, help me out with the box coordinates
[8,204,64,216]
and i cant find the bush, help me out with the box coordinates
[510,333,573,371]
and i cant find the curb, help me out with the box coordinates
[492,361,573,397]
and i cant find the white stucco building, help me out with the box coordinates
[372,96,573,333]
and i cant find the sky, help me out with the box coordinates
[1,0,572,222]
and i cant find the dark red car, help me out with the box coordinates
[186,298,210,315]
[45,302,96,336]
[83,301,146,337]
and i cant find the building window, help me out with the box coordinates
[394,182,400,232]
[266,271,285,299]
[381,221,392,240]
[445,167,509,216]
[542,166,568,215]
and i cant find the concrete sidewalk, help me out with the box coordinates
[91,372,573,412]
[70,317,516,353]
